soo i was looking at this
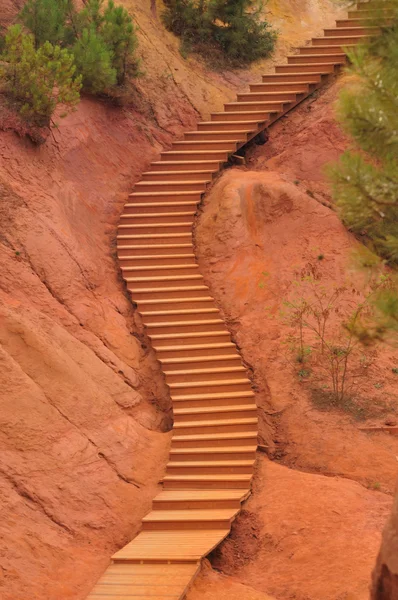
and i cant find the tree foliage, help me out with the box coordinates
[162,0,276,66]
[328,0,398,341]
[0,25,81,127]
[328,0,398,263]
[17,0,138,94]
[72,26,117,93]
[19,0,72,48]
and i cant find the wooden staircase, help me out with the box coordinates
[86,3,385,599]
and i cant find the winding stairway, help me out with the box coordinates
[87,3,386,599]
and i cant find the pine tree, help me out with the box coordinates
[328,0,398,263]
[19,0,72,48]
[102,1,138,84]
[1,24,81,127]
[72,26,117,93]
[209,0,276,63]
[162,0,276,66]
[328,0,398,340]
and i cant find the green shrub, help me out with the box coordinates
[327,0,398,343]
[328,0,398,264]
[17,0,138,94]
[102,1,138,84]
[162,0,276,67]
[19,0,72,48]
[72,27,117,94]
[1,25,81,127]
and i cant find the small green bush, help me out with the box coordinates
[72,27,117,93]
[1,25,81,127]
[17,0,138,95]
[162,0,277,67]
[19,0,72,48]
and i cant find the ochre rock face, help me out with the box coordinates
[0,99,177,599]
[372,493,398,600]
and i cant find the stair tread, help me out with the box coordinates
[155,489,248,500]
[173,404,256,415]
[162,353,238,363]
[172,431,257,441]
[112,529,230,561]
[129,191,201,197]
[163,474,251,480]
[148,319,223,327]
[168,460,254,467]
[122,213,196,218]
[172,391,255,400]
[169,378,251,389]
[165,366,246,375]
[142,309,218,316]
[121,254,196,261]
[173,417,257,427]
[169,446,257,454]
[143,509,239,522]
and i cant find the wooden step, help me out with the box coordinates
[211,110,277,122]
[163,473,252,489]
[275,63,336,73]
[184,130,248,142]
[237,91,299,102]
[197,120,260,132]
[336,18,375,27]
[155,342,237,361]
[172,417,257,435]
[119,223,193,236]
[173,403,257,421]
[128,190,202,203]
[148,319,226,335]
[87,563,200,600]
[261,73,322,83]
[142,508,239,530]
[118,243,192,257]
[171,430,258,449]
[298,45,353,55]
[142,308,219,324]
[161,353,242,369]
[112,529,230,562]
[123,202,199,216]
[250,81,311,93]
[122,264,200,279]
[166,366,247,384]
[142,169,215,182]
[288,53,347,64]
[161,150,230,161]
[120,254,197,268]
[133,181,207,193]
[153,489,248,510]
[151,160,222,171]
[170,389,255,409]
[311,35,367,46]
[166,460,254,476]
[130,286,211,302]
[137,297,217,313]
[120,212,195,225]
[169,445,257,463]
[325,26,377,36]
[172,140,238,152]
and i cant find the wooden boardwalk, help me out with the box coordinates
[86,3,383,598]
